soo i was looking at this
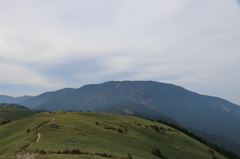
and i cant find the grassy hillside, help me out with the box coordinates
[0,106,36,123]
[0,111,226,159]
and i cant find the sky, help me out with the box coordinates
[0,0,240,105]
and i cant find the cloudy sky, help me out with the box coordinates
[0,0,240,105]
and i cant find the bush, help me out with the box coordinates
[152,149,163,158]
[1,120,11,125]
[39,149,47,154]
[71,148,82,154]
[63,149,71,154]
[127,153,133,159]
[150,125,160,132]
[95,153,114,158]
[118,128,123,133]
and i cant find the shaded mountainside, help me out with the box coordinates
[18,88,75,109]
[0,111,228,159]
[34,81,156,111]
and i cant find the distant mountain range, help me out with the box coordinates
[0,95,32,103]
[1,80,240,155]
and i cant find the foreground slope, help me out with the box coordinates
[0,111,226,159]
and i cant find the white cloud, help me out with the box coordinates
[0,61,59,88]
[0,0,239,104]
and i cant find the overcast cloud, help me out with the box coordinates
[0,0,240,105]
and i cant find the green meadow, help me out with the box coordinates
[0,111,226,159]
[0,106,36,123]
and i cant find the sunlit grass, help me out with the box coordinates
[0,111,226,159]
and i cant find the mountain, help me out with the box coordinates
[18,88,75,109]
[2,80,240,155]
[0,111,229,159]
[0,95,32,103]
[13,80,240,154]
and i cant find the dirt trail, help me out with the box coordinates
[36,133,41,142]
[16,117,56,158]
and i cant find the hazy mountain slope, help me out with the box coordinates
[0,111,227,159]
[199,95,240,117]
[0,95,32,103]
[18,88,75,109]
[35,81,175,110]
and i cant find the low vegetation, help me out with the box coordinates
[0,111,229,159]
[0,106,36,123]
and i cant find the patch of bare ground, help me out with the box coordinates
[15,153,38,159]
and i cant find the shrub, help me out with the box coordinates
[127,153,133,159]
[150,125,160,132]
[63,149,71,154]
[39,149,47,154]
[71,148,82,154]
[1,120,11,125]
[118,128,123,133]
[152,149,163,158]
[95,153,114,158]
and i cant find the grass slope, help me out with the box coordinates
[0,106,36,123]
[0,111,226,159]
